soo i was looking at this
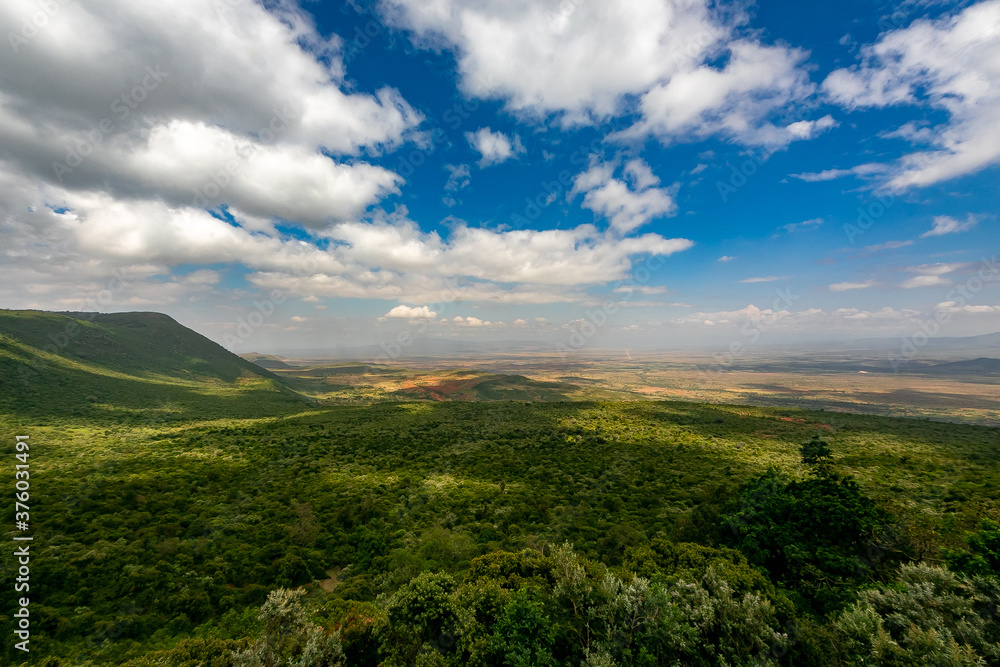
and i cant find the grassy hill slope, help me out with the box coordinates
[0,310,307,423]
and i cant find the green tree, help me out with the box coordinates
[722,467,902,614]
[375,572,460,667]
[232,589,344,667]
[836,563,1000,665]
[943,519,1000,578]
[799,435,833,467]
[487,588,556,667]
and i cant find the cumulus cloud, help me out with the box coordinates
[718,255,735,262]
[379,0,722,122]
[384,304,438,319]
[0,0,703,314]
[326,214,692,287]
[900,262,970,289]
[0,0,421,228]
[465,127,525,167]
[921,214,979,237]
[621,42,835,147]
[571,158,678,234]
[380,0,829,146]
[0,168,693,309]
[674,304,791,326]
[823,0,1000,189]
[453,315,488,326]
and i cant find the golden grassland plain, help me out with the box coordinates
[264,350,1000,426]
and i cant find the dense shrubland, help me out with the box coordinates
[3,400,999,665]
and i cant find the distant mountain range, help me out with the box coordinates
[813,331,1000,352]
[269,331,1000,360]
[926,357,1000,374]
[272,337,556,360]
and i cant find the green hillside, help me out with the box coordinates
[0,310,306,422]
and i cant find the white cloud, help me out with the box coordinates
[823,0,1000,189]
[780,217,823,233]
[905,262,969,276]
[0,0,454,317]
[379,0,724,122]
[623,159,660,189]
[0,168,695,309]
[901,274,951,289]
[444,163,471,190]
[614,285,668,295]
[109,120,404,226]
[829,307,919,321]
[674,304,791,326]
[622,42,835,147]
[453,315,486,326]
[0,1,704,313]
[935,301,1000,314]
[327,214,693,286]
[718,255,735,262]
[465,127,525,167]
[0,0,422,225]
[790,168,854,182]
[384,304,438,319]
[381,0,828,146]
[675,304,923,329]
[921,214,979,237]
[830,280,878,292]
[571,158,677,234]
[789,163,887,182]
[862,240,913,252]
[899,262,971,288]
[740,276,786,283]
[179,269,221,285]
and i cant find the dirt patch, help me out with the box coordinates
[319,568,340,593]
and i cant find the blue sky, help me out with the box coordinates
[0,0,997,353]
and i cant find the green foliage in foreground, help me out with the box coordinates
[1,398,999,665]
[112,549,1000,667]
[722,460,903,615]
